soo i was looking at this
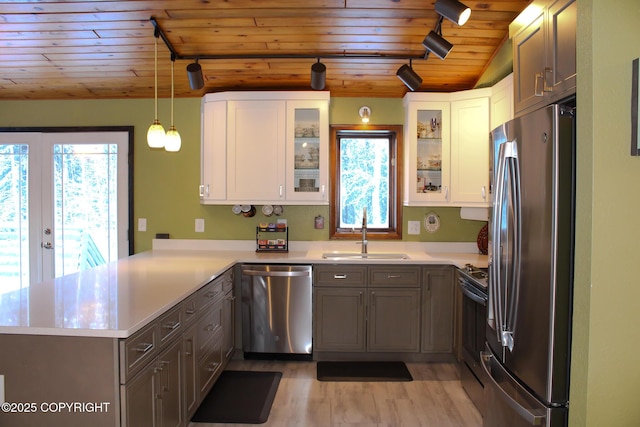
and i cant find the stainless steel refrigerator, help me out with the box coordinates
[483,103,575,427]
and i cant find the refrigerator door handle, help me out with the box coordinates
[491,140,521,351]
[481,351,546,426]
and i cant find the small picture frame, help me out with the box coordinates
[631,58,639,156]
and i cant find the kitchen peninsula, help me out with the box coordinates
[0,240,486,427]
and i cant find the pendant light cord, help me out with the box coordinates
[170,55,175,126]
[154,35,159,120]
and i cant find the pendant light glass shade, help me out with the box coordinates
[147,35,165,148]
[164,58,181,152]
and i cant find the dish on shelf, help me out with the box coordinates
[262,205,274,216]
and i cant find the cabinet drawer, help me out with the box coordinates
[183,293,198,326]
[220,269,234,293]
[196,278,224,311]
[369,266,421,287]
[314,265,367,286]
[196,301,223,355]
[158,304,182,345]
[197,331,223,398]
[120,322,158,382]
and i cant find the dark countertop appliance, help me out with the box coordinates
[457,264,488,415]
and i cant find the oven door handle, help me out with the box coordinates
[458,281,487,306]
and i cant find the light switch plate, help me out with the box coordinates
[195,218,205,233]
[408,220,421,235]
[0,374,4,403]
[138,218,147,232]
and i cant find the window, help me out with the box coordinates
[329,125,403,239]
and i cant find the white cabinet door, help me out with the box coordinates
[285,99,329,204]
[450,96,490,205]
[200,99,227,203]
[226,100,286,202]
[404,95,451,205]
[490,73,514,131]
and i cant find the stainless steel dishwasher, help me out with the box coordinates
[241,264,313,360]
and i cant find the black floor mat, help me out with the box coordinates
[191,370,282,424]
[316,361,413,382]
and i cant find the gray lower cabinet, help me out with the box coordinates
[313,265,422,353]
[368,288,421,352]
[421,265,455,353]
[314,287,366,351]
[121,267,234,427]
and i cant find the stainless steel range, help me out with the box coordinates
[457,264,488,415]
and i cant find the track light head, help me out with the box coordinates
[310,60,326,90]
[422,31,453,60]
[396,64,422,92]
[186,61,204,90]
[435,0,471,26]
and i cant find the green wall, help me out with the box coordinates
[0,96,485,253]
[571,1,640,426]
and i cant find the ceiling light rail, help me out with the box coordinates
[150,0,471,93]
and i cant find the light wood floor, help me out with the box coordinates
[189,359,482,427]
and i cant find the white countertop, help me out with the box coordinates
[0,240,487,339]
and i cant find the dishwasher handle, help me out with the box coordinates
[242,269,310,278]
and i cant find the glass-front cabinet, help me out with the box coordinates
[285,99,329,204]
[404,95,451,205]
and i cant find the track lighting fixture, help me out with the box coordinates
[359,106,371,123]
[186,60,204,90]
[422,29,453,60]
[435,0,471,26]
[310,59,326,90]
[396,62,422,92]
[147,31,165,148]
[164,55,182,152]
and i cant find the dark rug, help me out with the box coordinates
[316,361,413,382]
[191,370,282,424]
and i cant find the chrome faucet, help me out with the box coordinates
[360,207,368,254]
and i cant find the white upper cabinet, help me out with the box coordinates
[285,99,329,203]
[450,89,491,205]
[200,91,330,205]
[404,93,451,205]
[490,73,514,131]
[404,88,492,207]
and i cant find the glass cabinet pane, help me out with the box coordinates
[416,109,443,194]
[293,108,320,193]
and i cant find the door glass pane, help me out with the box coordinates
[0,144,30,293]
[338,137,390,229]
[294,108,320,192]
[53,143,118,277]
[417,110,443,193]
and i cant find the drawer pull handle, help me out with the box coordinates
[227,295,236,301]
[333,274,347,279]
[135,343,153,353]
[207,363,220,372]
[205,290,218,298]
[185,308,196,315]
[205,324,215,331]
[163,321,180,330]
[386,275,401,279]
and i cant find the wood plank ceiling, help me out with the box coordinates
[0,0,530,100]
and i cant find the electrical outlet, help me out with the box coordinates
[195,218,205,233]
[408,220,421,235]
[138,218,147,232]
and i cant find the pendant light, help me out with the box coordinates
[147,31,165,148]
[164,54,182,152]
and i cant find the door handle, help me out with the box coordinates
[42,242,53,249]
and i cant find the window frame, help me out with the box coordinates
[329,124,403,240]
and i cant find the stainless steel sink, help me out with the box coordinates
[322,252,410,260]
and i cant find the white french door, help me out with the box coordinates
[0,131,129,293]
